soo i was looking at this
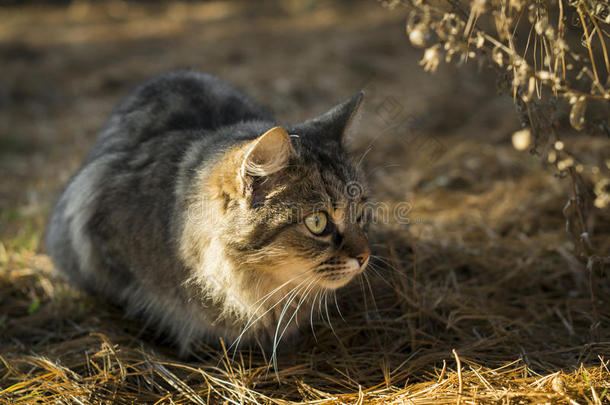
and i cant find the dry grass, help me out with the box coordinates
[1,1,610,404]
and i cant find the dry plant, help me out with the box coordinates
[1,243,609,404]
[1,1,609,404]
[384,0,610,263]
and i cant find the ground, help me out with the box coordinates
[1,1,609,404]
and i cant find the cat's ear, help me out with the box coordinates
[292,91,364,144]
[239,126,294,196]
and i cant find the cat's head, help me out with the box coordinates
[207,92,370,292]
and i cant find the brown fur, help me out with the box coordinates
[46,71,369,353]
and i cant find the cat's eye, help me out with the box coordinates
[304,212,328,235]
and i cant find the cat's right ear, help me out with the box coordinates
[239,126,294,196]
[289,91,364,145]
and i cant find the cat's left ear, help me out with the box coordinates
[239,126,294,197]
[291,91,364,144]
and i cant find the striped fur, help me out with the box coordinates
[46,70,369,354]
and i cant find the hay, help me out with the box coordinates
[1,227,609,404]
[1,1,610,404]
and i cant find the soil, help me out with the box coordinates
[1,1,609,403]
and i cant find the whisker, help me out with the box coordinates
[356,145,373,169]
[271,284,305,371]
[370,254,407,277]
[310,290,320,341]
[317,288,325,318]
[367,261,409,291]
[358,275,370,323]
[230,270,312,354]
[276,280,316,348]
[362,271,380,319]
[323,291,338,340]
[271,280,313,371]
[333,290,345,322]
[365,262,386,280]
[356,130,386,170]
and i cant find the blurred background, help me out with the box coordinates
[1,0,609,403]
[1,0,524,247]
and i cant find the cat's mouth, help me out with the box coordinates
[314,256,367,289]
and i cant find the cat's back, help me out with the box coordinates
[118,70,270,132]
[88,70,270,159]
[46,70,270,297]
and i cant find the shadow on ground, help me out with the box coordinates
[1,1,609,403]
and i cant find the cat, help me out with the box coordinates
[46,70,370,355]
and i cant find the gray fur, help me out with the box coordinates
[46,70,369,354]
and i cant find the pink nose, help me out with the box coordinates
[356,251,370,266]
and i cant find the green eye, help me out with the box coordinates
[304,212,328,235]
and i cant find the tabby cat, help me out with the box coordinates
[46,70,370,354]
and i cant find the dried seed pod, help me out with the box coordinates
[557,157,574,171]
[595,2,610,23]
[538,70,552,81]
[440,13,464,37]
[512,128,531,150]
[406,11,430,48]
[594,178,610,209]
[419,45,441,72]
[492,46,504,67]
[534,16,548,34]
[569,96,587,131]
[510,0,523,11]
[408,24,428,48]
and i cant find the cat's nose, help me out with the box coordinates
[356,251,370,267]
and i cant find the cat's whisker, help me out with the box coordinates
[275,279,317,350]
[356,145,373,170]
[277,280,312,340]
[251,270,309,307]
[230,271,313,353]
[333,290,345,322]
[370,254,404,272]
[366,261,409,298]
[323,291,338,339]
[366,163,403,177]
[271,279,315,370]
[358,275,369,321]
[370,257,407,280]
[366,261,387,277]
[362,271,380,317]
[367,260,408,290]
[356,129,387,171]
[236,284,306,346]
[232,283,297,350]
[273,278,311,342]
[269,283,306,372]
[309,290,321,340]
[317,287,325,320]
[293,280,318,329]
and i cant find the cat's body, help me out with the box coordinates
[46,70,370,354]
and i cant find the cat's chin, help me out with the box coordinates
[316,276,356,290]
